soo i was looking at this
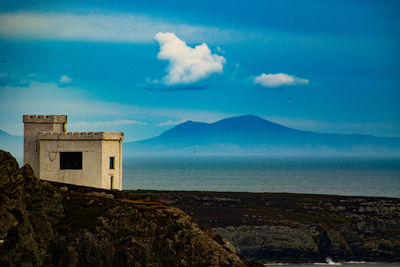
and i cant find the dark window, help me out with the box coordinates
[110,176,114,190]
[109,157,115,169]
[60,152,82,170]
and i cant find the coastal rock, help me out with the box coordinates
[0,150,252,266]
[158,191,400,263]
[212,225,320,261]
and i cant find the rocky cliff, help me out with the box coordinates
[158,191,400,263]
[0,150,252,267]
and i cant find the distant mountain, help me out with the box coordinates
[126,115,400,156]
[0,129,23,160]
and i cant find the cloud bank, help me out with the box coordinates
[0,12,241,44]
[69,119,148,128]
[0,80,230,137]
[154,32,226,85]
[254,73,309,87]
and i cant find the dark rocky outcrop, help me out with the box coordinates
[157,191,400,263]
[0,150,252,267]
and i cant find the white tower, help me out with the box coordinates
[23,115,67,177]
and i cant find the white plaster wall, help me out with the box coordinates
[24,122,65,177]
[39,140,103,188]
[101,140,123,190]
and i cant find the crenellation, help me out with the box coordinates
[23,115,67,124]
[39,131,123,140]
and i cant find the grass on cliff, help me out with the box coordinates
[55,187,168,234]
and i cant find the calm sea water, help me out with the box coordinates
[123,156,400,198]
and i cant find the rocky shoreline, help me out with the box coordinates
[156,191,400,263]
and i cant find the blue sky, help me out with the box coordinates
[0,0,399,141]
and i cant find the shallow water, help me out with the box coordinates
[123,156,400,198]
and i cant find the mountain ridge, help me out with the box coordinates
[127,115,400,156]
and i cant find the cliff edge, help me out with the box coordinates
[0,150,252,266]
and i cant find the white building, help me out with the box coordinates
[23,115,123,190]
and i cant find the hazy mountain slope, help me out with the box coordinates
[0,129,22,159]
[126,115,400,155]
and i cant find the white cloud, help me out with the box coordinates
[0,12,245,44]
[254,73,309,87]
[156,119,188,127]
[154,32,226,85]
[59,75,72,83]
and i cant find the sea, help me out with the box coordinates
[123,156,400,198]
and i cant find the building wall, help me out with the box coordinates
[39,139,103,188]
[101,139,123,190]
[23,115,67,177]
[38,132,124,189]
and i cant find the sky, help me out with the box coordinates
[0,0,399,141]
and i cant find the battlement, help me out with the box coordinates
[23,115,67,124]
[39,131,124,141]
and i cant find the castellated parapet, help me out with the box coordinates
[23,115,124,190]
[23,115,68,124]
[39,132,124,141]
